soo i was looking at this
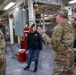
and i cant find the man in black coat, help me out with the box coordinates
[0,19,5,36]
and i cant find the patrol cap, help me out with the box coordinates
[56,9,68,18]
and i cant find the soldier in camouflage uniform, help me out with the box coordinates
[38,9,75,75]
[0,30,6,75]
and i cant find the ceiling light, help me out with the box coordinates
[34,7,39,12]
[69,0,76,4]
[4,2,15,10]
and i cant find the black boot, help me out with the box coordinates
[23,66,30,70]
[33,67,37,72]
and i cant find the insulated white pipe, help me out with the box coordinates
[28,0,34,25]
[18,36,21,44]
[9,12,14,44]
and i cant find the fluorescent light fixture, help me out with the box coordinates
[69,0,76,4]
[4,2,15,10]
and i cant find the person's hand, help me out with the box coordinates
[37,27,45,35]
[26,50,29,53]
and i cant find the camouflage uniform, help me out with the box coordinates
[42,19,75,75]
[0,30,6,75]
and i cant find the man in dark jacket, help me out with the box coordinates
[0,19,5,37]
[71,17,76,64]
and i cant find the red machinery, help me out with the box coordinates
[19,25,29,62]
[20,25,29,49]
[24,25,29,61]
[24,25,29,50]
